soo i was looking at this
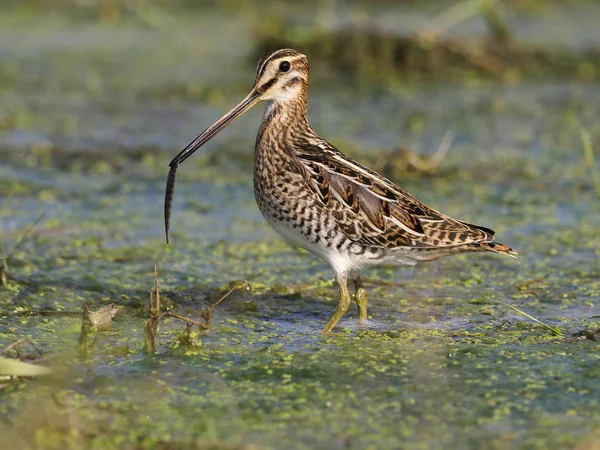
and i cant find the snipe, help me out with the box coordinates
[165,49,516,335]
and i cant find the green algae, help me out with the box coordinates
[1,3,600,450]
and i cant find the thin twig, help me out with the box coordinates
[144,265,162,355]
[494,300,563,337]
[214,280,252,308]
[144,272,253,353]
[515,274,550,290]
[165,311,209,329]
[1,206,49,288]
[416,0,508,77]
[123,0,180,34]
[1,337,44,358]
[438,38,507,75]
[430,130,454,166]
[0,187,16,257]
[581,127,600,198]
[153,264,160,311]
[445,331,452,357]
[78,303,94,356]
[494,318,511,332]
[202,280,253,328]
[6,208,49,262]
[416,0,500,43]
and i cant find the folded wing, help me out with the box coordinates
[297,143,496,251]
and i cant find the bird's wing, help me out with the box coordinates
[296,142,496,249]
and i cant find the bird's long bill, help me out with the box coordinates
[164,89,261,244]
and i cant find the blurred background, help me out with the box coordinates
[1,1,600,449]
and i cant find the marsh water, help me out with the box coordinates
[0,3,599,449]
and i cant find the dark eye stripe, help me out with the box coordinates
[259,77,277,92]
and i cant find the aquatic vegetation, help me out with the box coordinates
[581,128,600,199]
[0,2,599,449]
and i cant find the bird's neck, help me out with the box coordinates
[256,96,315,156]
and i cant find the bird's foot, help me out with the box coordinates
[322,284,351,335]
[355,287,368,324]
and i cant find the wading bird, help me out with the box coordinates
[165,49,516,335]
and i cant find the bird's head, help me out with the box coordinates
[164,49,309,243]
[253,48,309,102]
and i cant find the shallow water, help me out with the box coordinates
[1,4,599,450]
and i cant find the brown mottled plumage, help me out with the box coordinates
[165,49,516,335]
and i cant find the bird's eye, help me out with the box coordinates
[279,61,291,72]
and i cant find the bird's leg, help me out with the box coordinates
[322,271,351,335]
[351,271,368,323]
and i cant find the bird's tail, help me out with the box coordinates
[477,241,518,258]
